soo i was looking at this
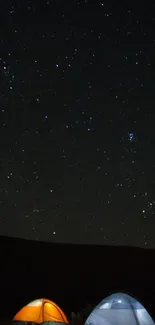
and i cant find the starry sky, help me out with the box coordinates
[0,0,155,248]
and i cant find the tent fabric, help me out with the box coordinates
[13,299,69,324]
[13,322,67,325]
[85,293,155,325]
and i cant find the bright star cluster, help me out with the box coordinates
[0,0,155,248]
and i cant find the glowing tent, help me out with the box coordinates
[13,298,69,325]
[85,292,154,325]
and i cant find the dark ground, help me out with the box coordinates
[0,236,155,322]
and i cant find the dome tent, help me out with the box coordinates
[85,292,154,325]
[13,298,69,325]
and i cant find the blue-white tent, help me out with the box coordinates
[85,293,154,325]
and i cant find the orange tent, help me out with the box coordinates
[13,298,69,324]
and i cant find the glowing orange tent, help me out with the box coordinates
[13,298,69,325]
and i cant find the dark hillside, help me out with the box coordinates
[0,236,155,320]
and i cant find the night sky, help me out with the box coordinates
[0,0,155,248]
